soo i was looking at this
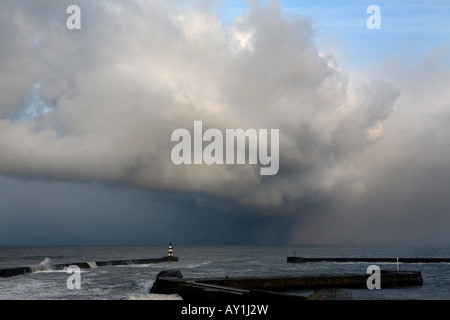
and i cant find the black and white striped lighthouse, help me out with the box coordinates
[168,243,173,257]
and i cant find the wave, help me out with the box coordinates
[27,257,54,273]
[180,261,212,269]
[115,263,162,268]
[128,293,182,300]
[29,265,52,273]
[22,255,65,261]
[39,257,52,266]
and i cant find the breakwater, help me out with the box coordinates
[287,257,450,263]
[150,269,423,300]
[0,256,178,278]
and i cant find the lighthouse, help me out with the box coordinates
[165,243,178,261]
[168,243,173,257]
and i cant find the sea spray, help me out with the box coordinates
[29,257,53,273]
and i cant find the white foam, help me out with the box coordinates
[29,264,52,273]
[86,261,97,268]
[128,294,182,300]
[39,257,52,266]
[181,261,212,269]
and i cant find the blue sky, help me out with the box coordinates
[221,0,450,76]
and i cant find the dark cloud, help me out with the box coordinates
[0,0,448,245]
[0,0,399,204]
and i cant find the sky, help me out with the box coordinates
[0,0,449,246]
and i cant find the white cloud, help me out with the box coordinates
[0,0,400,211]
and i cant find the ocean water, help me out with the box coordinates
[0,245,449,300]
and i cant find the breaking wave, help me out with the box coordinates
[181,261,213,269]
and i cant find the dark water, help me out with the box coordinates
[0,245,449,300]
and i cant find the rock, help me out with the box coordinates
[150,270,183,294]
[156,269,184,279]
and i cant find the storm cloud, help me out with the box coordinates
[0,0,448,244]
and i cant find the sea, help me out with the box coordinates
[0,245,449,300]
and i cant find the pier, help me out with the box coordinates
[287,257,450,263]
[150,269,423,300]
[0,256,178,278]
[0,244,178,278]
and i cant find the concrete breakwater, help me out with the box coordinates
[150,269,423,300]
[287,257,450,263]
[0,256,178,278]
